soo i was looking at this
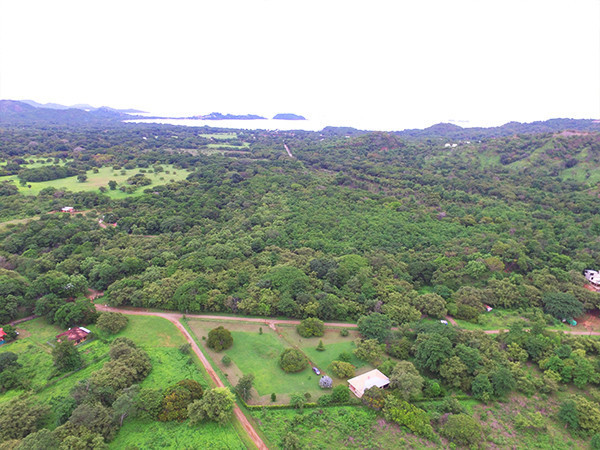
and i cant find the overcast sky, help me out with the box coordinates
[1,0,599,129]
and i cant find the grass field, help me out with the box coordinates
[187,319,376,404]
[110,418,246,449]
[0,315,246,448]
[451,308,570,332]
[0,165,191,199]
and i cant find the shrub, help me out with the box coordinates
[337,352,353,363]
[316,340,325,351]
[442,414,483,446]
[297,318,324,338]
[340,328,349,337]
[332,385,350,403]
[96,312,129,334]
[179,343,191,354]
[317,394,332,406]
[279,348,307,373]
[271,393,277,402]
[221,355,232,366]
[207,326,233,351]
[329,360,355,378]
[319,375,333,389]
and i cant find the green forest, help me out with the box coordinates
[2,110,600,448]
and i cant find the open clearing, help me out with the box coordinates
[0,164,191,199]
[187,319,375,404]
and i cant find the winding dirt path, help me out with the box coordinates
[95,305,267,449]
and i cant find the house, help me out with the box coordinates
[347,369,390,398]
[56,327,91,345]
[61,206,75,213]
[484,305,493,312]
[584,269,600,287]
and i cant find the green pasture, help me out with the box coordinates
[110,418,245,450]
[199,133,238,140]
[451,308,570,332]
[0,165,190,199]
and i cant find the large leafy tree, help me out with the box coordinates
[188,387,236,425]
[207,326,233,351]
[542,292,583,320]
[389,361,424,401]
[357,313,392,343]
[414,333,452,373]
[52,340,83,372]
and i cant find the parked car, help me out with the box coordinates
[312,367,321,375]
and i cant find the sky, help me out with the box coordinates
[1,0,599,130]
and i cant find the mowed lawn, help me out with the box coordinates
[0,164,190,199]
[188,320,323,398]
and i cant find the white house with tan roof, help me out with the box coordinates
[347,369,390,398]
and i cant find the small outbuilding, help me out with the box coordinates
[348,369,390,398]
[56,327,91,345]
[584,269,600,287]
[61,206,75,213]
[0,328,7,345]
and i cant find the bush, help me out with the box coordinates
[207,326,233,351]
[96,312,129,334]
[221,355,232,366]
[271,393,277,402]
[337,352,352,363]
[179,343,191,354]
[442,414,483,446]
[317,394,332,406]
[279,348,307,373]
[316,340,325,351]
[332,385,350,403]
[340,328,349,337]
[329,360,355,378]
[297,318,325,338]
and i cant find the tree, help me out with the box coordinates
[382,303,421,325]
[316,340,325,351]
[490,366,516,398]
[416,293,447,319]
[158,380,203,422]
[136,388,163,420]
[353,339,384,365]
[383,396,434,438]
[52,340,83,372]
[362,386,386,410]
[414,333,452,373]
[68,402,117,441]
[542,292,583,320]
[357,313,392,343]
[236,374,255,401]
[96,312,128,334]
[108,180,117,190]
[207,326,233,351]
[77,174,88,183]
[319,375,333,389]
[53,298,98,328]
[439,356,469,390]
[296,317,324,337]
[0,397,50,441]
[188,387,235,425]
[18,429,60,449]
[442,414,483,446]
[389,361,423,401]
[332,385,350,403]
[471,373,493,402]
[290,392,306,410]
[329,360,355,378]
[113,385,140,427]
[279,348,307,373]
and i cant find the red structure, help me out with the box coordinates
[56,327,90,345]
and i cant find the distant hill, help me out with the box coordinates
[0,100,130,125]
[396,119,600,139]
[189,112,266,120]
[19,99,145,114]
[273,113,306,120]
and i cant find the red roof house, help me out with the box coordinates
[56,327,90,345]
[0,328,7,340]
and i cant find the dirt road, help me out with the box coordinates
[95,305,267,449]
[283,143,294,158]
